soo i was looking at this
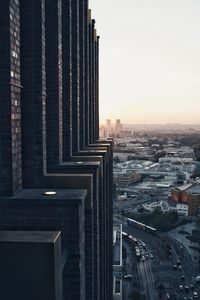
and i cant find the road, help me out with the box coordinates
[115,216,200,300]
[137,258,157,300]
[118,218,157,300]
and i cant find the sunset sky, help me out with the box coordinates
[90,0,200,124]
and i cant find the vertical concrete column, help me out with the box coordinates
[84,6,90,147]
[0,0,22,196]
[88,18,97,145]
[46,0,63,170]
[71,0,80,154]
[91,20,96,143]
[108,141,114,300]
[0,231,63,300]
[20,0,46,188]
[62,0,73,159]
[95,36,100,141]
[79,0,86,150]
[88,16,94,144]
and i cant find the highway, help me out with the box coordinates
[118,217,158,299]
[115,216,200,300]
[137,258,157,300]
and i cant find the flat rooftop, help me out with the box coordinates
[0,189,87,205]
[0,231,60,243]
[187,184,200,194]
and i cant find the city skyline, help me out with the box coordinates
[90,0,200,124]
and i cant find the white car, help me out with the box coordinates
[193,291,198,299]
[184,286,189,292]
[150,254,153,259]
[124,274,133,280]
[142,256,145,261]
[179,284,183,290]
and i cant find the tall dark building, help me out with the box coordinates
[0,1,113,300]
[0,0,22,196]
[20,0,47,189]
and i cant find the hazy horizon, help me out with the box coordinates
[100,121,200,126]
[90,0,200,125]
[100,121,200,127]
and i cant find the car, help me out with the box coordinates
[177,260,181,266]
[142,256,145,261]
[181,276,185,281]
[124,274,133,280]
[173,264,178,270]
[166,292,171,299]
[146,254,149,259]
[178,265,182,271]
[142,242,146,248]
[150,253,153,259]
[184,286,189,292]
[193,291,198,299]
[183,297,188,300]
[190,284,194,290]
[195,275,200,283]
[179,284,183,290]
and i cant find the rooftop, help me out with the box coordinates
[187,184,200,194]
[0,189,87,205]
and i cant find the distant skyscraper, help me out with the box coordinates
[106,119,112,137]
[115,119,123,137]
[0,1,113,300]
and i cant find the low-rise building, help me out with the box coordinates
[172,181,200,216]
[176,202,188,216]
[120,130,132,138]
[113,170,141,186]
[143,200,188,216]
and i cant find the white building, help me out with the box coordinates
[176,203,188,216]
[143,200,188,216]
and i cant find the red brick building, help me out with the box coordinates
[172,182,200,216]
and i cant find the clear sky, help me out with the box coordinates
[89,0,200,124]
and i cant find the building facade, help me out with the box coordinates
[115,119,122,137]
[0,1,113,300]
[172,182,200,216]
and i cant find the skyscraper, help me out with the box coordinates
[115,119,122,137]
[0,0,22,196]
[106,119,112,137]
[0,1,113,299]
